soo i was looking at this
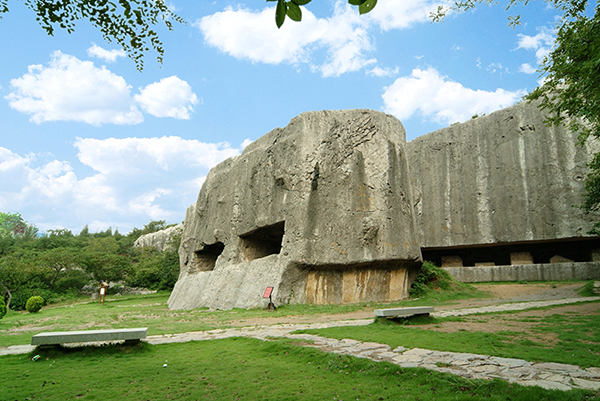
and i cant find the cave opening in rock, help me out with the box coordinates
[240,221,285,261]
[191,242,225,272]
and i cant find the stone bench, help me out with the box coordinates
[374,307,434,318]
[31,328,148,346]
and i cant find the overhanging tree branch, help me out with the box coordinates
[0,0,184,71]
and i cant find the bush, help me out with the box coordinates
[10,288,52,311]
[410,261,453,298]
[0,296,6,319]
[25,295,45,313]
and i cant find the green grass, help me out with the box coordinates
[580,280,600,297]
[3,338,597,401]
[0,286,490,348]
[296,304,600,368]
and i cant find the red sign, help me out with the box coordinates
[263,287,274,298]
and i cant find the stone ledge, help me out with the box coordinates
[31,328,148,345]
[443,262,600,283]
[374,306,434,317]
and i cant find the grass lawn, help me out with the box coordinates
[3,338,598,401]
[296,301,600,368]
[0,284,488,348]
[1,282,599,400]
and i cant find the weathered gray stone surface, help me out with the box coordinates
[443,262,600,283]
[169,101,600,310]
[31,328,148,345]
[169,110,422,310]
[374,306,434,317]
[408,100,598,247]
[134,224,183,252]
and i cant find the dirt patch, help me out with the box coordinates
[418,301,599,347]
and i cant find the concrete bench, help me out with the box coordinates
[31,328,148,346]
[374,307,434,318]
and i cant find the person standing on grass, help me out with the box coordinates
[99,280,109,305]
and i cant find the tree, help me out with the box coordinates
[0,255,42,310]
[38,247,85,290]
[525,6,600,229]
[0,0,183,71]
[0,212,26,238]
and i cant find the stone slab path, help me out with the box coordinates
[3,296,600,392]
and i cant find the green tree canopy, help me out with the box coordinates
[0,0,183,71]
[0,254,43,309]
[0,212,26,238]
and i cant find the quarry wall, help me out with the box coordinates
[168,110,422,310]
[167,101,600,310]
[408,101,597,248]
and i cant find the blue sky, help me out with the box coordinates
[0,0,558,234]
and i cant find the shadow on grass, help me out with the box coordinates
[29,340,152,361]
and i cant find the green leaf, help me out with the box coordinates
[292,0,312,5]
[275,0,287,28]
[286,2,302,21]
[275,0,286,28]
[348,0,365,5]
[359,0,377,14]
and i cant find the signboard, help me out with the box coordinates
[263,286,274,298]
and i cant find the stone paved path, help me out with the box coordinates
[4,296,600,392]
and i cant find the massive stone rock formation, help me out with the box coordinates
[169,101,600,310]
[408,102,597,248]
[168,110,422,310]
[133,224,183,252]
[407,101,600,270]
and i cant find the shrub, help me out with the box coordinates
[25,296,45,313]
[0,296,6,319]
[10,288,52,311]
[410,261,453,298]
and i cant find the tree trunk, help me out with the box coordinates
[0,282,13,310]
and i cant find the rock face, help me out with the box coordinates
[407,101,597,248]
[168,110,422,310]
[134,224,183,252]
[169,101,599,310]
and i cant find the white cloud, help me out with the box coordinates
[486,62,508,74]
[74,136,239,174]
[197,0,440,77]
[6,52,199,125]
[6,51,143,126]
[365,0,442,30]
[135,76,198,119]
[0,137,244,233]
[517,27,555,65]
[519,63,537,74]
[382,68,525,125]
[87,44,126,63]
[241,138,254,149]
[198,3,375,77]
[367,66,400,77]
